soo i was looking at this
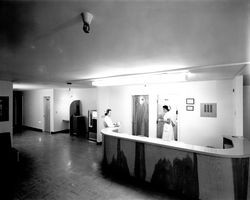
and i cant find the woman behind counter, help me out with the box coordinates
[104,109,119,128]
[161,105,176,141]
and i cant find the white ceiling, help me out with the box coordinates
[0,0,249,89]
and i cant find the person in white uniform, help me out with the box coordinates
[162,105,175,141]
[104,109,119,128]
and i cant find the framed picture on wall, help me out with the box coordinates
[0,96,9,121]
[186,98,195,104]
[186,105,194,111]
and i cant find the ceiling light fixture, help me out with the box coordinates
[81,12,93,33]
[92,72,188,87]
[13,83,45,90]
[67,82,72,91]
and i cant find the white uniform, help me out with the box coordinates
[104,116,114,128]
[162,112,175,141]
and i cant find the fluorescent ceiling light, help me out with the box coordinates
[13,83,47,90]
[92,72,188,87]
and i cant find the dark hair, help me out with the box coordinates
[163,105,171,112]
[105,109,111,116]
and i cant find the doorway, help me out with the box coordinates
[132,95,149,137]
[13,91,23,134]
[157,95,179,140]
[43,96,50,133]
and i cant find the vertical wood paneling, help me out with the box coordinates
[132,95,149,137]
[232,158,249,200]
[134,142,146,180]
[151,153,199,199]
[198,155,234,200]
[120,140,136,176]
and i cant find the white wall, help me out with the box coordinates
[97,79,234,148]
[179,80,234,148]
[53,88,97,132]
[23,88,97,133]
[233,76,243,136]
[53,88,69,132]
[97,87,112,142]
[243,86,250,140]
[0,81,13,145]
[23,89,54,131]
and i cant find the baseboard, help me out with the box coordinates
[88,138,97,142]
[22,126,43,132]
[51,129,69,134]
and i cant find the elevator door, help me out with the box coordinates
[132,95,149,137]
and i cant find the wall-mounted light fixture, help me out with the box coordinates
[67,82,72,91]
[81,12,93,33]
[67,82,73,98]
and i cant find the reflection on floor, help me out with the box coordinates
[5,130,185,200]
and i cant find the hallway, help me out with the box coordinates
[6,130,183,200]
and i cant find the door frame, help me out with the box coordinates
[156,94,180,141]
[43,96,51,133]
[132,95,149,137]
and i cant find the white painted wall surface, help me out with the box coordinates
[243,86,250,140]
[23,88,97,133]
[96,86,158,143]
[97,87,111,143]
[97,79,234,148]
[233,75,243,136]
[53,88,97,132]
[53,88,70,132]
[23,89,54,131]
[0,81,13,145]
[179,80,234,148]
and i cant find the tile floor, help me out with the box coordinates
[4,130,186,200]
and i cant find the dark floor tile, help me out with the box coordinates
[5,130,185,200]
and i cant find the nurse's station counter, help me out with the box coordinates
[101,127,250,200]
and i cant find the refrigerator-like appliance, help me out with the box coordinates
[88,110,97,141]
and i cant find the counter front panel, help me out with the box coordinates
[102,128,250,200]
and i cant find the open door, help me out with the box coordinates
[88,110,97,141]
[13,91,23,134]
[69,100,81,135]
[157,95,179,140]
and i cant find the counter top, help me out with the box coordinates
[101,128,250,158]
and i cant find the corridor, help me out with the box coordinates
[5,130,183,200]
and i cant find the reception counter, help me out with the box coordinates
[101,128,250,200]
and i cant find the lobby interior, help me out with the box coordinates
[1,0,250,199]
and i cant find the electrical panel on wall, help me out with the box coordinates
[200,103,217,118]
